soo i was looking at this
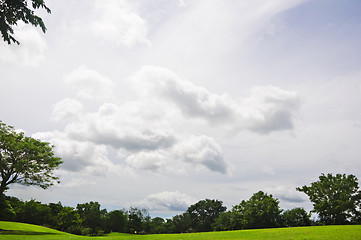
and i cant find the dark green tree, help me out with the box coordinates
[149,217,166,234]
[105,210,127,233]
[187,199,226,232]
[57,206,83,234]
[0,121,62,196]
[232,191,282,229]
[127,207,150,234]
[77,201,107,235]
[172,212,191,233]
[282,207,311,227]
[0,0,50,44]
[297,173,361,225]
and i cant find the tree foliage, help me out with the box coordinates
[0,0,50,44]
[282,207,311,227]
[187,199,226,232]
[0,121,62,196]
[297,173,361,225]
[232,191,282,229]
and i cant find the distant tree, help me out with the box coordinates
[282,207,311,227]
[297,173,361,225]
[127,207,150,234]
[0,121,62,197]
[0,0,51,44]
[187,199,226,232]
[172,212,191,233]
[212,211,233,231]
[77,201,107,235]
[149,217,166,234]
[57,206,82,234]
[16,199,51,225]
[105,210,127,233]
[233,191,283,229]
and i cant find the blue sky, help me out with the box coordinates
[1,0,361,218]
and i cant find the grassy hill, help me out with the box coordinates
[1,221,361,240]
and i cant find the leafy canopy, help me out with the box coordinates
[0,0,50,44]
[0,120,62,195]
[297,173,361,224]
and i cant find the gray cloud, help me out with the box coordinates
[135,191,197,212]
[132,66,300,134]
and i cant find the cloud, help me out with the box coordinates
[265,185,307,203]
[0,26,47,66]
[174,135,227,174]
[64,65,115,100]
[51,98,84,121]
[135,191,197,212]
[131,65,300,134]
[91,0,150,46]
[32,131,118,175]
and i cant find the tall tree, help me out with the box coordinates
[0,0,50,44]
[297,173,361,225]
[187,199,226,232]
[77,201,107,235]
[0,121,62,196]
[232,191,283,229]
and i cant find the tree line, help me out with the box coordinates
[0,191,308,236]
[1,173,360,236]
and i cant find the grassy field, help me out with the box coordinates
[1,221,361,240]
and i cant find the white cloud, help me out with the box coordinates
[32,131,119,175]
[265,185,307,203]
[52,98,84,121]
[131,65,300,134]
[135,191,197,212]
[91,0,150,46]
[0,26,47,66]
[64,65,115,100]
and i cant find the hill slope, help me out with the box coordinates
[1,221,361,240]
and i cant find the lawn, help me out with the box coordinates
[1,221,360,240]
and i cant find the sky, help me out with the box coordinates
[1,0,361,218]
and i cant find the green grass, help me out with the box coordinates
[1,221,361,240]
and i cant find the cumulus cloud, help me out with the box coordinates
[36,65,300,176]
[64,65,114,100]
[32,131,118,175]
[135,191,197,212]
[265,185,307,203]
[51,98,84,121]
[0,26,47,66]
[125,134,228,174]
[131,65,300,134]
[91,0,150,46]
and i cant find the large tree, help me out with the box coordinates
[297,173,361,225]
[0,0,50,44]
[187,199,226,232]
[0,121,62,196]
[232,191,283,229]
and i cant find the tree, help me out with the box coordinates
[297,173,361,225]
[0,121,62,196]
[126,207,150,234]
[105,210,127,233]
[172,212,191,233]
[282,207,311,227]
[0,0,50,44]
[77,201,107,235]
[57,206,82,234]
[187,199,226,232]
[232,191,283,229]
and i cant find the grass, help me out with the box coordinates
[1,221,361,240]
